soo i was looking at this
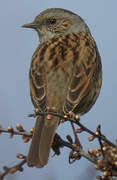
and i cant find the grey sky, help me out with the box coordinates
[0,1,117,180]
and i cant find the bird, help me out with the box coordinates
[22,8,102,168]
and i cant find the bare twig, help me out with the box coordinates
[29,111,117,147]
[0,158,26,180]
[0,110,117,179]
[0,128,32,137]
[59,137,97,164]
[96,125,105,157]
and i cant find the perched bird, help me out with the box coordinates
[22,8,102,167]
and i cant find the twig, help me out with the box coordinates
[60,138,97,164]
[0,126,97,165]
[0,128,32,137]
[29,111,116,147]
[0,110,117,179]
[96,125,105,157]
[0,158,26,180]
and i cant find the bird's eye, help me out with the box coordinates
[48,18,56,24]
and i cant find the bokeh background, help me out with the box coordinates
[0,1,117,180]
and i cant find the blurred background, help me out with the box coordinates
[0,0,117,180]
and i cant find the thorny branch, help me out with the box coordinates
[0,110,117,180]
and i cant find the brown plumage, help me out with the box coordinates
[22,8,102,167]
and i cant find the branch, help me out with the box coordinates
[0,110,117,180]
[0,155,26,180]
[58,136,97,164]
[0,128,32,137]
[29,110,116,147]
[0,124,32,143]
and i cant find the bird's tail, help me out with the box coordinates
[27,115,59,167]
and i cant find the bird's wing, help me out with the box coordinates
[29,45,47,111]
[28,43,59,167]
[63,32,97,114]
[27,45,48,167]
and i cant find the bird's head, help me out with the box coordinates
[22,8,89,43]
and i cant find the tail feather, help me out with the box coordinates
[38,118,59,166]
[27,116,59,167]
[27,116,45,167]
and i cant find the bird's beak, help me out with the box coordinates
[22,22,38,29]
